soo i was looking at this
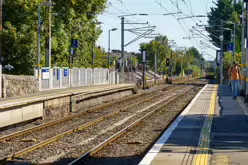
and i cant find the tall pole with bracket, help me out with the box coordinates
[220,19,224,85]
[246,0,248,101]
[241,2,245,96]
[121,17,125,83]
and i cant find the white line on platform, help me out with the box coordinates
[138,84,208,165]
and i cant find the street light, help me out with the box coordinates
[37,0,55,78]
[108,28,118,68]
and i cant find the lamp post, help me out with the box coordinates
[108,28,118,69]
[37,1,55,77]
[225,21,237,62]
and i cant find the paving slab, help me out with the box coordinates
[139,84,216,165]
[210,85,248,165]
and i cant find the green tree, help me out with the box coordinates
[139,35,171,73]
[2,0,108,75]
[207,0,242,52]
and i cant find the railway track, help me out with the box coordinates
[67,84,203,165]
[0,81,197,164]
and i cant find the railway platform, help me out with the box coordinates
[139,84,248,165]
[0,84,139,128]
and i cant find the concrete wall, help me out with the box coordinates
[2,74,39,98]
[0,103,43,128]
[0,85,138,128]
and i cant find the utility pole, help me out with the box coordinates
[121,17,125,83]
[241,2,245,96]
[48,0,52,68]
[154,49,157,85]
[0,0,3,65]
[188,56,190,80]
[220,19,224,85]
[246,1,248,101]
[92,43,95,69]
[142,50,147,90]
[181,54,183,82]
[170,49,173,79]
[38,5,41,77]
[108,30,111,69]
[233,23,236,62]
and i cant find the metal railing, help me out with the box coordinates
[34,67,119,91]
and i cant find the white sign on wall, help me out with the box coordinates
[42,69,50,80]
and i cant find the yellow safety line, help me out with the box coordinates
[194,85,217,165]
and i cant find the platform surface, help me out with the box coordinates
[0,84,138,109]
[139,84,248,165]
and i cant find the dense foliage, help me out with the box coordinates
[207,0,242,52]
[139,35,207,77]
[2,0,108,74]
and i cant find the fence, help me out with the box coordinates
[34,67,119,91]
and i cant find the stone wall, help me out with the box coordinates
[2,74,39,98]
[72,89,133,112]
[43,96,70,120]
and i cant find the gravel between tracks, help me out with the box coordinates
[17,85,193,164]
[4,84,195,164]
[0,85,173,159]
[0,85,169,138]
[80,85,204,165]
[1,81,202,165]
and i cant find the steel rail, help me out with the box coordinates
[0,84,173,142]
[0,78,192,143]
[69,85,200,165]
[0,84,191,162]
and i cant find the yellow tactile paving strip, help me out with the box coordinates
[194,85,218,165]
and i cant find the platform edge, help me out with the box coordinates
[138,84,208,165]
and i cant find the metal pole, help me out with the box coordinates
[130,53,133,82]
[154,49,157,84]
[246,2,248,101]
[188,60,190,80]
[69,30,72,68]
[38,5,41,76]
[241,2,245,96]
[170,49,173,79]
[0,0,3,65]
[121,17,124,83]
[220,19,224,85]
[233,23,236,62]
[92,43,94,69]
[108,30,110,69]
[48,0,52,68]
[143,61,145,89]
[181,54,183,81]
[92,42,95,85]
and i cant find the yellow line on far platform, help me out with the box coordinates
[194,85,217,165]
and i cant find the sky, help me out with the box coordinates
[96,0,216,61]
